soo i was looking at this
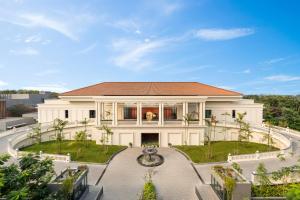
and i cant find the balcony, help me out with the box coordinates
[97,101,203,127]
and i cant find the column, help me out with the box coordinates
[139,102,142,125]
[198,102,203,126]
[161,103,164,126]
[114,102,118,125]
[96,102,101,126]
[182,102,187,125]
[136,103,140,126]
[158,103,162,126]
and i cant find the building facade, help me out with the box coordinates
[38,82,263,147]
[0,92,53,108]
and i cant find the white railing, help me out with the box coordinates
[228,125,293,162]
[6,121,80,162]
[251,169,300,185]
[228,149,286,162]
[40,152,70,162]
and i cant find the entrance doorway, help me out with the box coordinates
[141,133,159,146]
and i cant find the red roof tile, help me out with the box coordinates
[60,82,242,96]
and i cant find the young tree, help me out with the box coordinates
[204,115,217,159]
[256,163,271,187]
[52,119,68,154]
[183,113,195,145]
[235,112,252,153]
[28,123,42,144]
[74,118,90,148]
[211,115,218,141]
[272,167,293,186]
[263,121,275,151]
[98,125,114,153]
[221,112,231,140]
[74,131,87,146]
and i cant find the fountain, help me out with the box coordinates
[137,146,164,167]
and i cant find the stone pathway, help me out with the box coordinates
[100,148,201,200]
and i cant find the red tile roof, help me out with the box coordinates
[60,82,242,96]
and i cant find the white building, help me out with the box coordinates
[38,82,263,147]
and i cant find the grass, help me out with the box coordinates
[175,141,279,163]
[21,140,126,163]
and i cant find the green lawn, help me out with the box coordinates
[175,141,278,163]
[21,140,126,163]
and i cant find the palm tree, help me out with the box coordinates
[221,112,231,140]
[28,123,42,144]
[204,116,216,159]
[98,125,114,153]
[80,118,90,147]
[243,122,253,142]
[211,115,218,141]
[183,113,195,145]
[235,112,247,154]
[52,118,68,154]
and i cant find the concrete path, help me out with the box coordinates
[100,148,201,200]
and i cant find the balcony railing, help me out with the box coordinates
[118,120,137,125]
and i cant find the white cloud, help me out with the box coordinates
[76,42,97,54]
[265,75,300,82]
[111,38,166,71]
[24,34,42,43]
[162,2,181,15]
[108,19,141,34]
[242,69,251,74]
[195,28,254,41]
[35,69,60,77]
[20,14,78,41]
[147,1,182,15]
[9,47,39,55]
[0,80,8,87]
[23,84,68,92]
[262,57,285,65]
[0,13,80,41]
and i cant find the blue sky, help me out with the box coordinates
[0,0,300,94]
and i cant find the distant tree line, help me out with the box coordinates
[0,89,41,94]
[244,95,300,131]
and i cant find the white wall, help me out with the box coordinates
[205,100,263,126]
[38,100,95,123]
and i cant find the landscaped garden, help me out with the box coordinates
[175,141,278,163]
[21,140,126,163]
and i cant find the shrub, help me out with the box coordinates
[142,182,156,200]
[286,184,300,200]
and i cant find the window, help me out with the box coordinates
[164,107,177,120]
[89,110,96,118]
[65,110,69,119]
[124,107,137,119]
[232,110,236,118]
[205,110,212,118]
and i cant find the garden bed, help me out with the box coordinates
[252,183,300,198]
[20,140,126,163]
[175,141,278,163]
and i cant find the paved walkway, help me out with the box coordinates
[100,148,200,200]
